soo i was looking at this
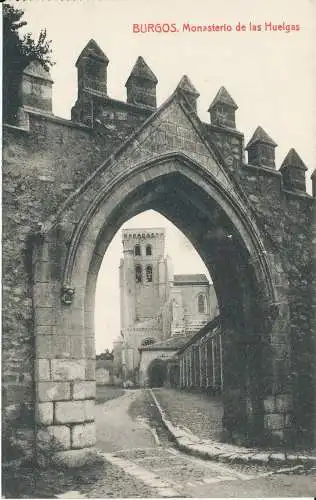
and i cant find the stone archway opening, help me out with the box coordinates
[34,156,277,465]
[94,207,217,388]
[147,359,167,388]
[84,169,274,439]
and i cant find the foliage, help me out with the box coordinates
[96,348,114,361]
[3,4,54,121]
[3,4,54,72]
[2,403,34,465]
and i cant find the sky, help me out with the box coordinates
[11,0,316,352]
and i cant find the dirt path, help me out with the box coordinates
[95,389,157,453]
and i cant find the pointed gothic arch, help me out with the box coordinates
[32,95,286,465]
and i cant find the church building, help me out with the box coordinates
[114,227,218,385]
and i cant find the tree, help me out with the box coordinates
[96,349,114,361]
[3,4,54,120]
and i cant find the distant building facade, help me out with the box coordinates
[115,228,218,383]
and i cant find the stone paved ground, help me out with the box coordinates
[153,387,224,440]
[3,460,156,499]
[95,385,125,405]
[95,389,157,452]
[5,389,315,498]
[3,390,157,499]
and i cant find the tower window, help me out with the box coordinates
[141,337,155,346]
[135,265,142,283]
[134,244,141,256]
[146,244,152,256]
[146,265,153,282]
[198,294,206,313]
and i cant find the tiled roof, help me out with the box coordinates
[173,274,208,284]
[140,334,189,351]
[177,316,221,354]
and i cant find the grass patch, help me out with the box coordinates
[96,385,125,405]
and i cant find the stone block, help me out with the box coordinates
[35,241,49,263]
[51,359,85,381]
[34,260,50,283]
[264,395,276,413]
[85,337,95,359]
[55,401,86,423]
[275,394,291,412]
[264,413,284,430]
[69,336,85,359]
[85,360,96,380]
[36,335,69,358]
[84,400,95,421]
[72,422,96,448]
[73,381,96,400]
[36,326,57,336]
[37,425,71,451]
[36,359,50,381]
[35,307,56,326]
[37,381,71,402]
[36,402,53,425]
[33,283,54,308]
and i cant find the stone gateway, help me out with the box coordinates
[2,39,315,466]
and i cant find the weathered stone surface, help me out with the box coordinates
[73,381,96,400]
[51,360,85,381]
[37,382,71,402]
[84,400,95,421]
[55,400,94,423]
[55,401,86,424]
[36,402,53,424]
[264,413,284,430]
[36,335,84,359]
[36,359,51,381]
[36,326,57,336]
[33,283,54,308]
[35,308,56,326]
[69,336,85,358]
[36,336,69,359]
[85,360,96,380]
[275,394,291,412]
[85,337,95,359]
[263,396,275,413]
[72,422,96,448]
[37,425,71,451]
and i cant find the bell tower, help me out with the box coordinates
[119,228,167,331]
